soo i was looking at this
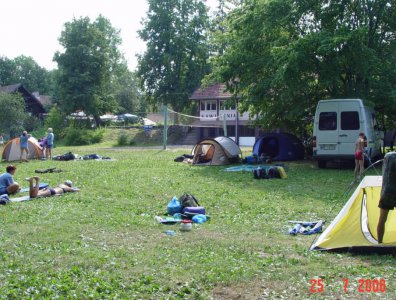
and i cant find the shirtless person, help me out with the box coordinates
[27,176,79,198]
[354,132,366,180]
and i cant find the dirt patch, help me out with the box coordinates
[212,281,269,300]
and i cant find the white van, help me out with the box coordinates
[312,99,383,168]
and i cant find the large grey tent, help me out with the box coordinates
[191,136,242,165]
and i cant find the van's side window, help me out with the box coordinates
[319,112,337,130]
[341,111,359,130]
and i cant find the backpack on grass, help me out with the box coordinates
[53,152,75,161]
[179,193,200,209]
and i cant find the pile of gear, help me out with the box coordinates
[253,165,287,179]
[52,152,112,161]
[155,193,209,231]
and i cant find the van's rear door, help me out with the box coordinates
[337,101,362,156]
[316,101,339,155]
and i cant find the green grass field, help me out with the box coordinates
[0,131,394,299]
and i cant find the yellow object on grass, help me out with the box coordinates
[311,176,396,251]
[277,166,287,179]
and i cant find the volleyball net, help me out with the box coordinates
[166,108,226,129]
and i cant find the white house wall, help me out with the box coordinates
[229,136,256,147]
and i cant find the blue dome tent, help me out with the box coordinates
[252,133,304,161]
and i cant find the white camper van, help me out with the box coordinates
[312,99,383,168]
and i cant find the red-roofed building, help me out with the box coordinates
[189,83,257,146]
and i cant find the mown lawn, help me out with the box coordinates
[0,137,394,299]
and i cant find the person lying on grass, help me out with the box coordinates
[27,177,79,198]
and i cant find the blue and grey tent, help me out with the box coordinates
[252,133,304,161]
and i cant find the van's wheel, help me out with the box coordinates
[318,160,327,168]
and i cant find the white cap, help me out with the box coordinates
[64,180,72,187]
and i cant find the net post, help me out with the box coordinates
[163,105,168,150]
[223,114,227,136]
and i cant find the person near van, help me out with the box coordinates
[46,128,54,160]
[354,132,366,180]
[377,151,396,243]
[0,165,19,195]
[19,131,31,162]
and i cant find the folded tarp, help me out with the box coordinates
[224,165,268,172]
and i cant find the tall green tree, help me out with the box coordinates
[0,56,16,86]
[0,55,51,94]
[113,65,144,114]
[54,16,123,125]
[137,0,210,111]
[0,93,26,137]
[211,0,396,132]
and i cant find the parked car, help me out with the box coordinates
[116,113,140,124]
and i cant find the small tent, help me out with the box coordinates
[252,133,304,161]
[311,176,396,252]
[2,137,43,161]
[191,136,242,165]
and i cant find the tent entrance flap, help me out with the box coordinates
[193,144,215,164]
[259,137,279,158]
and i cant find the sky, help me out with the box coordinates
[0,0,217,71]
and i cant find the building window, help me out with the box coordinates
[239,126,256,136]
[201,100,217,111]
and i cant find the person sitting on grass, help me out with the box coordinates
[0,165,19,195]
[27,176,79,198]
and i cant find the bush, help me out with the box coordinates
[117,132,129,146]
[45,106,67,138]
[64,128,104,146]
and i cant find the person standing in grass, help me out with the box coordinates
[19,130,30,162]
[377,151,396,244]
[354,132,366,180]
[0,134,4,147]
[0,165,19,195]
[46,128,54,160]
